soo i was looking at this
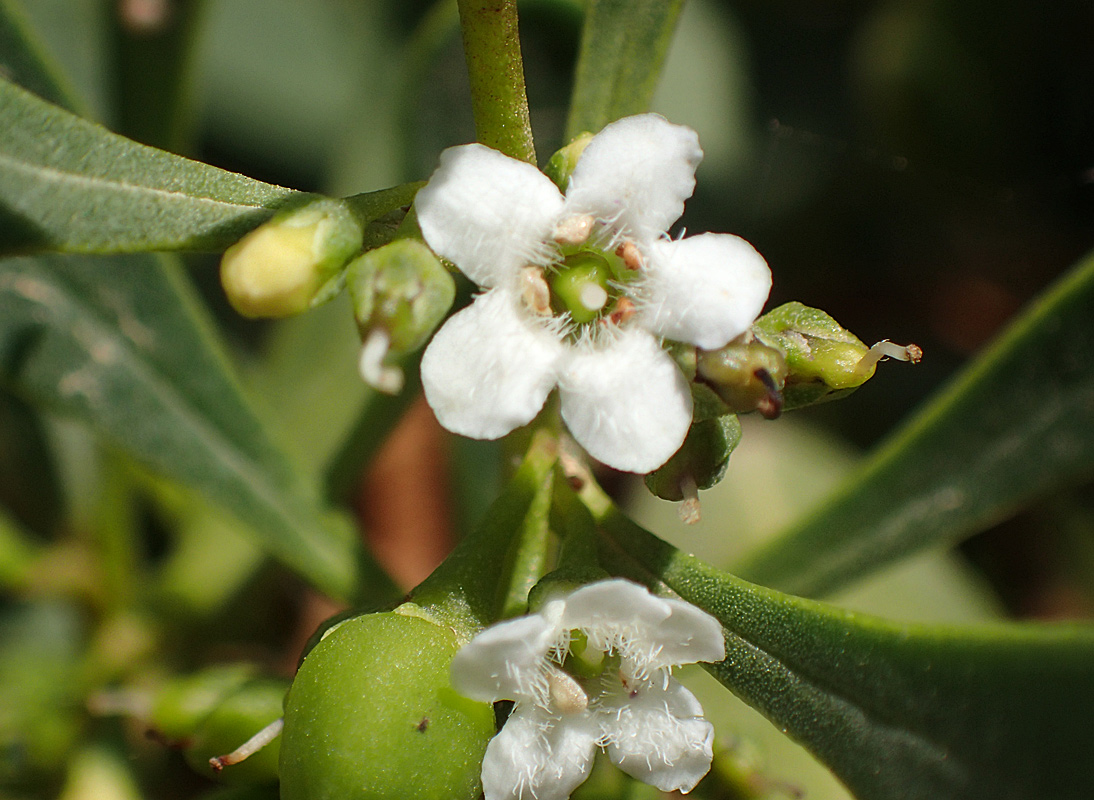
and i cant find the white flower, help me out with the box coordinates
[416,114,771,473]
[450,579,726,800]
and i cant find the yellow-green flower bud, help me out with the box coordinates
[221,198,363,318]
[280,608,495,800]
[348,239,456,394]
[542,132,594,190]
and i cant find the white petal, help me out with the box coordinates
[416,144,565,287]
[643,597,726,670]
[559,329,692,473]
[422,289,564,440]
[561,580,724,675]
[600,679,715,794]
[450,614,559,703]
[565,114,702,241]
[481,705,599,800]
[641,233,771,350]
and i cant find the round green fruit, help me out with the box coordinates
[280,611,495,800]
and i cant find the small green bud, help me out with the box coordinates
[280,609,495,800]
[696,337,788,419]
[348,239,456,394]
[752,302,921,409]
[221,198,363,318]
[148,664,257,745]
[543,132,594,190]
[186,678,287,785]
[644,415,743,522]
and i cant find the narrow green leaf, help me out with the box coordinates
[0,0,83,113]
[0,253,385,602]
[565,0,685,140]
[599,512,1094,800]
[0,77,301,255]
[736,249,1094,597]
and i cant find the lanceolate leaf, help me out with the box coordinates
[736,248,1094,597]
[0,76,300,255]
[0,0,82,113]
[598,511,1094,800]
[0,253,387,602]
[565,0,685,140]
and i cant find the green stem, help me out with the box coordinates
[456,0,536,163]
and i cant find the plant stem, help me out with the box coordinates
[456,0,536,163]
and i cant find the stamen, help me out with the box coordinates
[358,328,404,394]
[616,241,644,270]
[209,717,284,771]
[604,297,637,327]
[548,669,589,714]
[520,266,552,315]
[853,340,923,379]
[578,282,608,312]
[678,474,701,525]
[553,215,595,246]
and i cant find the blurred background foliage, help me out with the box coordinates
[2,0,1094,798]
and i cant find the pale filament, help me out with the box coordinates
[209,717,284,771]
[359,328,405,394]
[853,340,923,380]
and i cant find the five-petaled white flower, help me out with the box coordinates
[416,114,771,473]
[450,579,726,800]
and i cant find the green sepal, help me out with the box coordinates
[347,238,456,355]
[543,133,594,190]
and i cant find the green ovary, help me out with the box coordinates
[548,249,631,325]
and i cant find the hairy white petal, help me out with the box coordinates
[416,144,565,287]
[565,114,702,242]
[643,597,726,670]
[559,330,692,473]
[601,679,715,793]
[450,615,560,703]
[422,289,564,440]
[641,233,771,350]
[482,705,599,800]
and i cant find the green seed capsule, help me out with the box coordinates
[280,610,495,800]
[644,414,743,502]
[696,339,788,419]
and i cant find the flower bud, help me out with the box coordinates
[644,414,743,521]
[751,302,920,409]
[146,665,287,785]
[280,608,495,800]
[348,239,455,394]
[221,198,363,318]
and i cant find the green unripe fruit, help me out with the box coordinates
[644,414,743,501]
[280,610,495,800]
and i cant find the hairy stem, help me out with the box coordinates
[456,0,536,163]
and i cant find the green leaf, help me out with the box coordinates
[565,0,685,140]
[736,248,1094,597]
[0,0,84,113]
[0,76,302,255]
[598,511,1094,800]
[0,252,387,602]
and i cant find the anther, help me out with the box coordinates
[616,241,644,270]
[520,266,552,315]
[605,297,637,326]
[553,215,595,246]
[548,669,589,715]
